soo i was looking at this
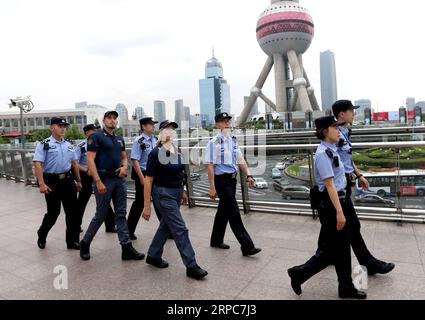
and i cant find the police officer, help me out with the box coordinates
[205,112,261,256]
[127,117,158,240]
[333,99,395,275]
[74,124,117,234]
[142,120,208,280]
[79,111,145,261]
[33,117,82,250]
[287,116,367,299]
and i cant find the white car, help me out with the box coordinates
[275,162,285,170]
[254,177,268,189]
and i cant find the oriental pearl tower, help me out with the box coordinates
[237,0,320,126]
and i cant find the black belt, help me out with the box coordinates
[215,172,237,179]
[98,169,121,178]
[43,171,72,180]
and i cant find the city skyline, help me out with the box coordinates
[1,0,424,120]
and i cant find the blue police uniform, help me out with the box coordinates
[205,132,257,255]
[127,133,158,238]
[288,116,365,299]
[33,134,80,249]
[74,139,116,232]
[145,144,200,269]
[337,127,355,174]
[82,129,131,246]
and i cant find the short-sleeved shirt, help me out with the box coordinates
[130,133,157,171]
[86,129,125,171]
[315,141,346,193]
[337,126,355,174]
[74,139,88,170]
[146,145,186,188]
[205,133,244,175]
[33,135,77,174]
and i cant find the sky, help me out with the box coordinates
[1,0,424,119]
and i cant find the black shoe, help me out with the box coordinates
[121,243,145,261]
[186,265,208,280]
[367,260,395,275]
[80,240,91,261]
[287,267,302,296]
[242,247,262,257]
[37,237,46,249]
[339,288,367,300]
[67,242,80,250]
[129,234,138,240]
[146,256,169,269]
[105,226,118,233]
[211,243,230,250]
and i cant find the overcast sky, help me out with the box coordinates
[1,0,424,119]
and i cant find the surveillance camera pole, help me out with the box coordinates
[9,96,34,148]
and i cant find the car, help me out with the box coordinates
[273,179,290,192]
[190,173,201,181]
[271,168,282,179]
[275,162,285,170]
[254,177,268,189]
[281,186,310,201]
[354,195,396,207]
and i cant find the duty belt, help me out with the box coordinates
[216,172,237,179]
[43,171,72,180]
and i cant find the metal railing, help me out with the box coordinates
[1,139,425,224]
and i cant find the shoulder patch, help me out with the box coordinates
[87,138,94,146]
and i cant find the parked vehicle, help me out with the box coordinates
[275,162,285,170]
[273,179,290,192]
[281,186,310,200]
[354,194,396,207]
[254,177,268,189]
[271,168,282,179]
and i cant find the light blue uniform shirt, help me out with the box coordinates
[33,135,78,174]
[315,141,346,193]
[130,133,157,171]
[337,126,355,174]
[74,140,88,170]
[205,133,243,176]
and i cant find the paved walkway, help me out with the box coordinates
[0,179,425,300]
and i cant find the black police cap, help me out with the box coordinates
[332,100,360,117]
[315,116,338,130]
[83,124,101,133]
[50,118,70,126]
[159,120,178,130]
[139,117,158,126]
[104,110,119,118]
[215,112,232,123]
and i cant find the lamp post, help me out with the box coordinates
[8,96,34,148]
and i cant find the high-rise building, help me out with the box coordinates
[354,99,372,124]
[183,106,191,130]
[154,100,166,125]
[320,50,338,112]
[199,51,231,128]
[406,97,416,110]
[115,103,129,128]
[174,99,185,129]
[244,96,259,121]
[134,107,145,121]
[416,101,425,113]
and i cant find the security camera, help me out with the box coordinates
[9,95,34,113]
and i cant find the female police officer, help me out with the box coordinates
[287,116,367,299]
[142,120,208,280]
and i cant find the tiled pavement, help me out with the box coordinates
[0,179,425,300]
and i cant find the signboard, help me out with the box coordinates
[373,112,389,121]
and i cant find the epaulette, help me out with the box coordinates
[41,138,50,150]
[77,141,86,147]
[325,148,334,160]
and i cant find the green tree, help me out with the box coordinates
[64,125,85,141]
[115,127,123,136]
[94,118,100,127]
[28,129,51,142]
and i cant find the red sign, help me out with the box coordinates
[408,111,415,120]
[373,112,389,121]
[400,186,417,196]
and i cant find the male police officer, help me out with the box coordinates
[33,117,82,250]
[127,117,158,240]
[333,100,395,275]
[205,112,262,256]
[74,124,117,234]
[79,111,145,261]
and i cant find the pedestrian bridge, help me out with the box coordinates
[0,178,424,300]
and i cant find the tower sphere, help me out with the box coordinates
[256,1,314,56]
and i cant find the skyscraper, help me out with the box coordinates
[320,50,338,112]
[183,106,191,130]
[154,100,166,124]
[134,107,145,121]
[115,103,129,128]
[354,99,372,124]
[406,97,416,111]
[199,50,231,128]
[174,99,185,129]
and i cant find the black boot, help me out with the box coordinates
[339,286,367,299]
[287,267,303,296]
[366,260,395,275]
[37,230,46,249]
[146,256,169,268]
[121,243,145,261]
[186,264,208,280]
[80,240,91,261]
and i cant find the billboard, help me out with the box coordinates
[373,112,389,121]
